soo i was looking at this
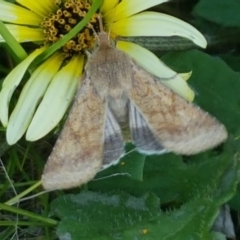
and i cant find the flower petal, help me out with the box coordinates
[0,0,42,25]
[0,47,46,126]
[26,55,84,141]
[112,12,207,48]
[117,41,194,101]
[0,24,44,42]
[179,71,192,81]
[6,53,63,145]
[105,0,168,22]
[100,0,119,15]
[16,0,57,17]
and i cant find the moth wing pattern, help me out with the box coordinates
[102,107,125,168]
[42,76,106,190]
[127,61,228,155]
[129,100,167,155]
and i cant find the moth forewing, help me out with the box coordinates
[41,76,106,190]
[127,61,227,155]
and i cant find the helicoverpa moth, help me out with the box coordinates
[42,18,227,190]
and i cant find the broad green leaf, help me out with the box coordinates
[96,143,145,181]
[228,183,240,211]
[52,171,239,240]
[193,0,240,27]
[89,153,183,202]
[211,232,227,240]
[220,55,240,72]
[89,148,239,203]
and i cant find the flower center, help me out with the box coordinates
[41,0,100,57]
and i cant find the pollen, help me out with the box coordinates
[41,0,100,57]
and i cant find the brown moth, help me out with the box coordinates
[42,22,227,190]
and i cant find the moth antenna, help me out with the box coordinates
[97,14,109,44]
[87,20,99,43]
[97,14,104,33]
[105,8,116,39]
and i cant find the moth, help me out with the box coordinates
[42,23,227,190]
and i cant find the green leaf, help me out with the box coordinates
[211,232,227,240]
[52,171,239,240]
[89,148,240,202]
[228,183,240,211]
[0,226,15,240]
[220,55,240,72]
[118,36,198,51]
[52,192,160,240]
[95,144,145,182]
[89,153,182,202]
[193,0,240,27]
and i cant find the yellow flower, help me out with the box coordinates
[0,0,207,145]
